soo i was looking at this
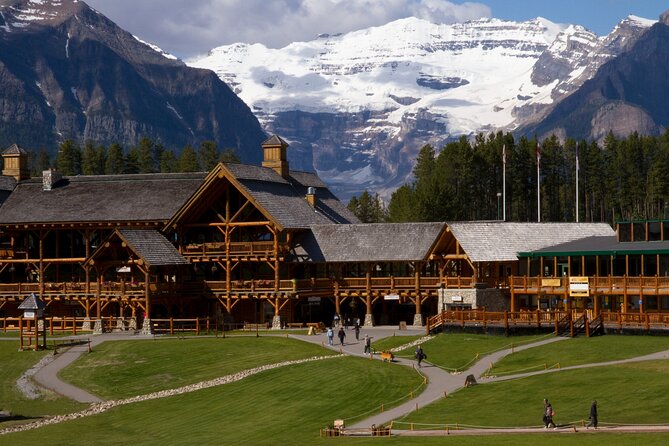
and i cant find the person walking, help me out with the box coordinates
[326,327,334,346]
[337,327,346,345]
[415,345,426,368]
[586,400,598,429]
[354,322,360,341]
[363,334,371,354]
[543,398,556,429]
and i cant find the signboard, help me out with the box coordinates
[451,295,463,302]
[569,276,589,297]
[384,294,400,301]
[541,278,561,287]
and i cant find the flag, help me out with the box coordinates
[502,144,506,165]
[536,143,541,164]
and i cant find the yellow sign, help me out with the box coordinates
[541,279,561,287]
[569,276,589,297]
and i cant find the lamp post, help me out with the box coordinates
[496,192,502,220]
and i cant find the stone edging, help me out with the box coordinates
[389,335,434,353]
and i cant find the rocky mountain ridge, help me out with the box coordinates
[0,0,266,163]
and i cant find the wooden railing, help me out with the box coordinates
[0,316,94,334]
[427,309,669,333]
[151,317,216,335]
[510,275,669,294]
[182,241,279,257]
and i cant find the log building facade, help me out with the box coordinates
[0,138,665,332]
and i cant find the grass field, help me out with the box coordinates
[0,343,85,421]
[368,334,424,352]
[4,334,669,445]
[489,335,669,376]
[59,336,337,399]
[393,333,548,371]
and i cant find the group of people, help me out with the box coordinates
[543,398,598,430]
[326,318,362,347]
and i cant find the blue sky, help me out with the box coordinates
[86,0,669,58]
[477,0,667,35]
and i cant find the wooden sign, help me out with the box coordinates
[569,276,589,297]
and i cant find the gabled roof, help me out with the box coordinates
[86,228,188,269]
[3,143,26,155]
[117,229,189,268]
[166,162,358,231]
[0,173,206,225]
[448,221,616,262]
[290,223,446,262]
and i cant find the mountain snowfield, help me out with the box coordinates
[190,16,566,133]
[189,14,655,200]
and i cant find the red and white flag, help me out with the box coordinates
[536,143,541,164]
[502,144,506,165]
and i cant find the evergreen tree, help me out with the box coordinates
[56,140,81,176]
[198,141,219,171]
[160,149,178,173]
[179,145,200,172]
[134,137,157,173]
[220,148,241,163]
[348,190,386,223]
[105,143,125,175]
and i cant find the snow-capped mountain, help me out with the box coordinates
[190,15,654,200]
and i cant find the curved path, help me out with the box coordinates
[32,333,154,403]
[291,327,565,429]
[15,327,669,435]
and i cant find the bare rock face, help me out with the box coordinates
[0,0,266,162]
[590,102,658,141]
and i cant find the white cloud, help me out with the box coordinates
[85,0,491,57]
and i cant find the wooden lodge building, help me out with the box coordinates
[0,138,667,333]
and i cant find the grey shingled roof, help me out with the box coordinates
[18,293,46,310]
[117,229,189,267]
[225,163,358,228]
[521,235,669,256]
[3,144,26,155]
[447,222,615,262]
[0,173,206,224]
[290,223,446,262]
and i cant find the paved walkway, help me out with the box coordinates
[16,326,669,435]
[32,333,154,403]
[291,328,564,429]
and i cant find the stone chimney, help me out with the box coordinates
[42,169,63,191]
[2,144,30,181]
[261,135,289,178]
[306,186,316,207]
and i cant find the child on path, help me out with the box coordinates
[326,327,334,346]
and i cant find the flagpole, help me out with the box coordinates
[502,144,506,221]
[537,143,541,223]
[575,147,579,223]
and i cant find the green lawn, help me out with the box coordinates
[59,337,336,399]
[5,335,669,445]
[490,335,669,376]
[0,343,85,421]
[370,334,424,352]
[4,356,424,445]
[394,333,548,371]
[400,360,669,429]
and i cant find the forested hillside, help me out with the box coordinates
[350,131,669,224]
